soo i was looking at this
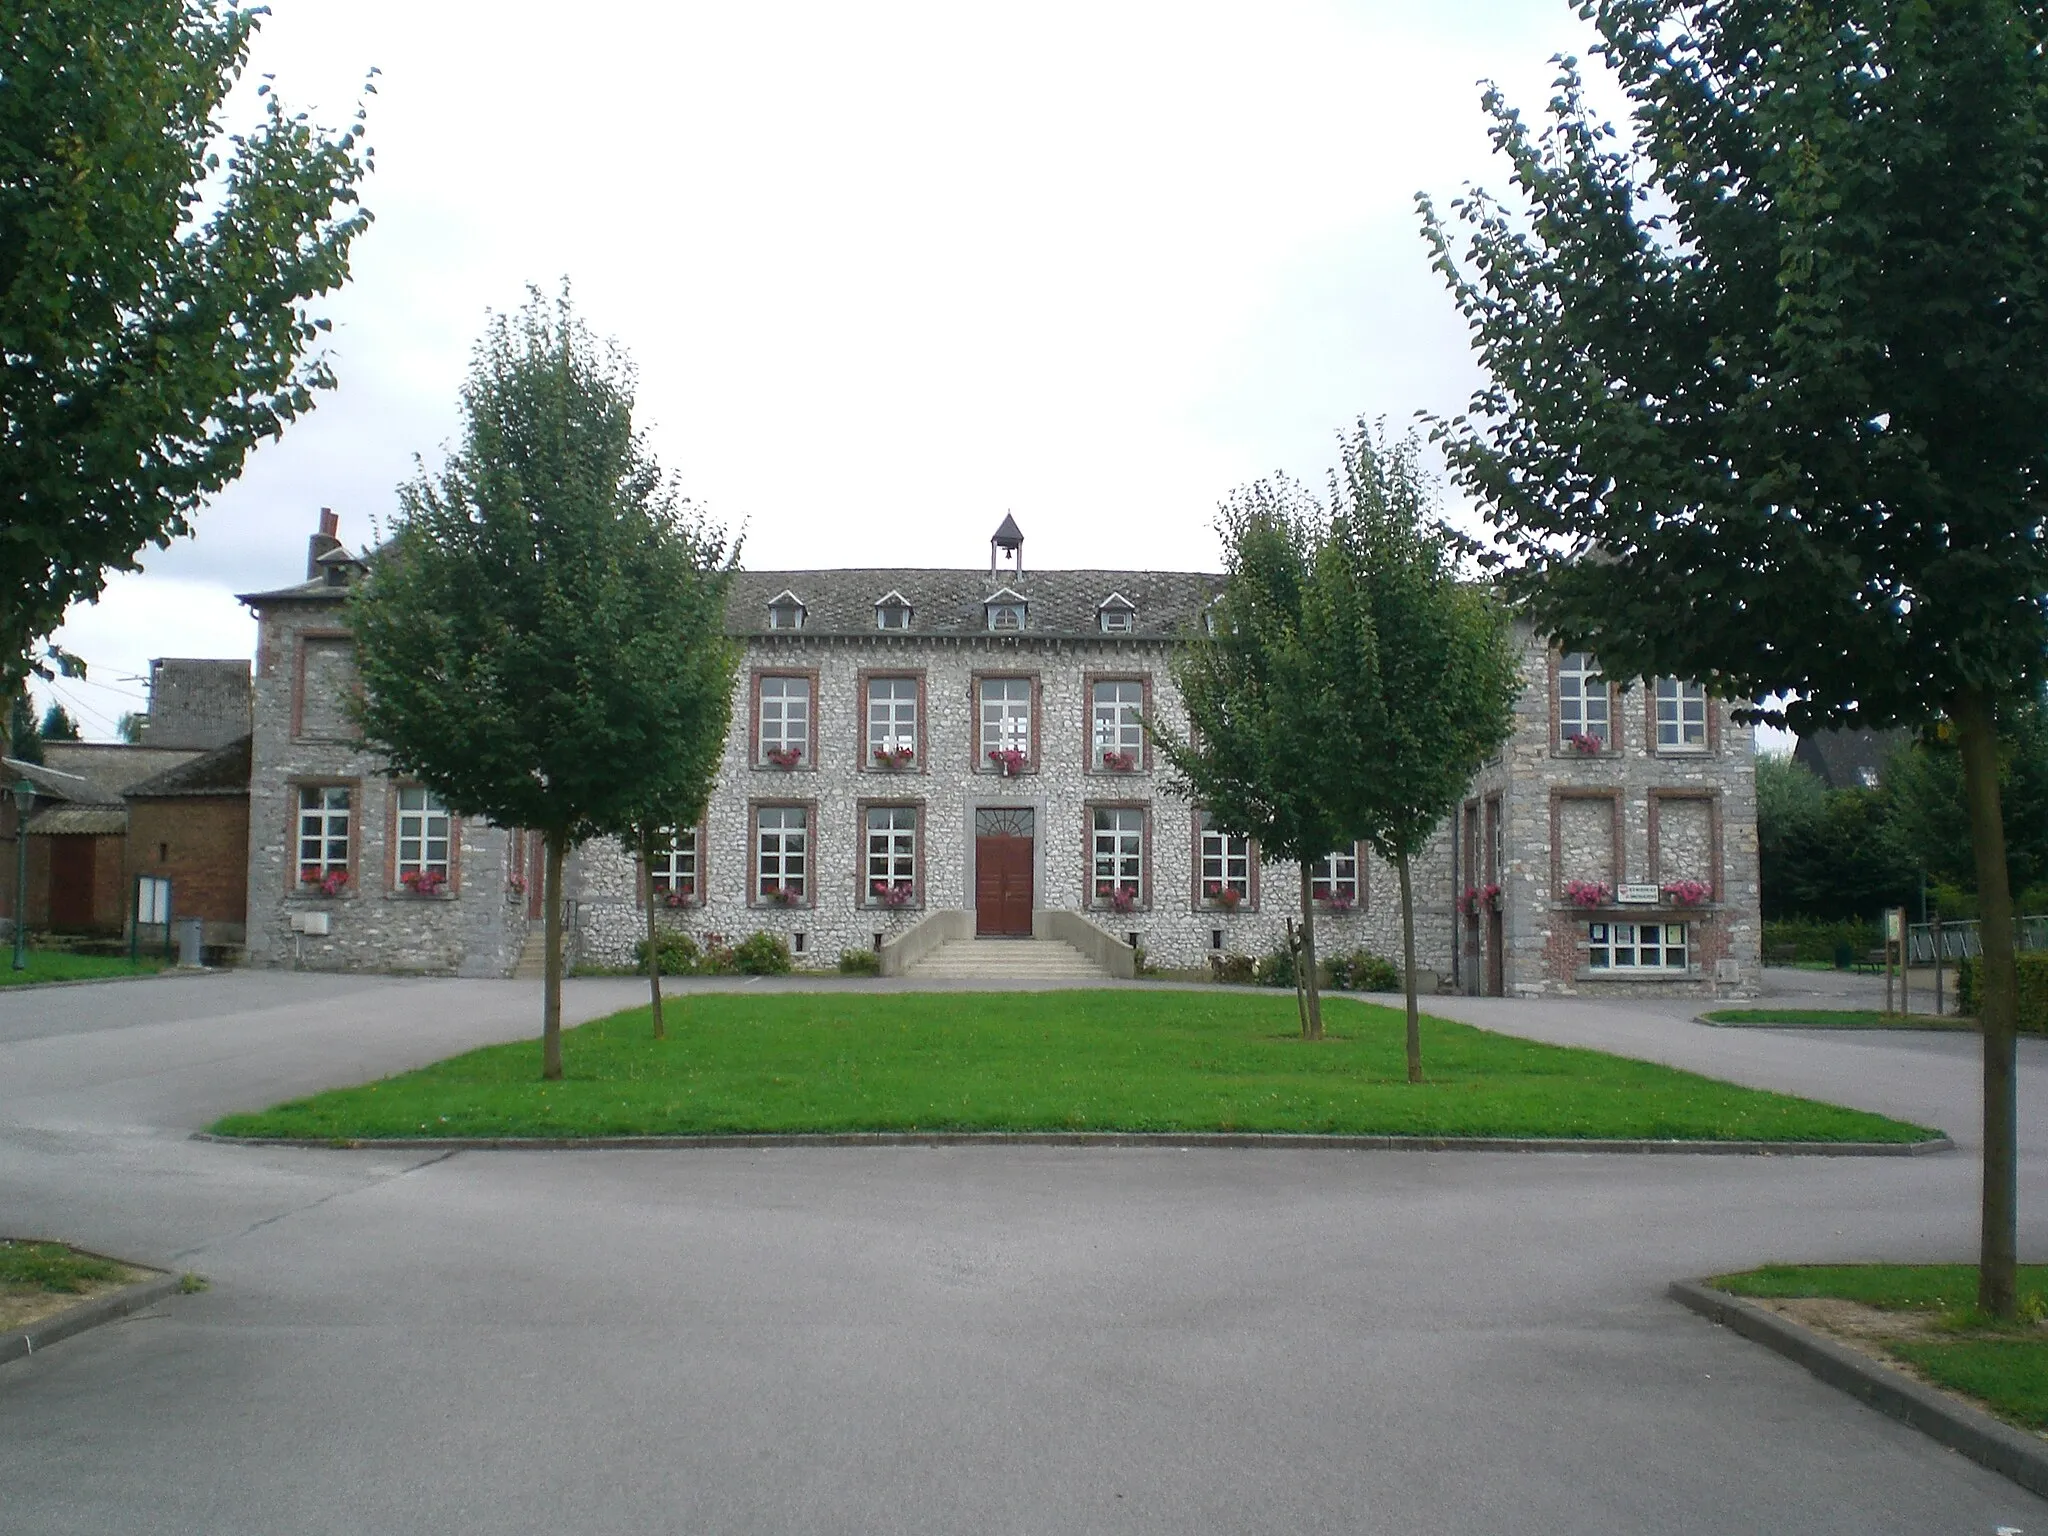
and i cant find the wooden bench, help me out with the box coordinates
[1856,948,1887,974]
[1767,943,1800,966]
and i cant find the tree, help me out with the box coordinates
[1421,0,2048,1313]
[1754,754,1917,921]
[350,288,739,1079]
[2,1,374,694]
[1315,427,1521,1080]
[1158,479,1349,1039]
[38,703,79,741]
[1885,702,2048,905]
[7,693,40,763]
[116,713,145,745]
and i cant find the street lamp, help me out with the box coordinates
[11,777,33,972]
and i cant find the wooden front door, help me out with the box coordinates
[974,807,1034,937]
[48,836,95,931]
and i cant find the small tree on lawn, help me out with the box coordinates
[352,287,738,1079]
[618,723,731,1042]
[1157,479,1351,1040]
[1420,0,2048,1313]
[1316,425,1519,1081]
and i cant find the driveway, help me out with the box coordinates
[0,971,2042,1535]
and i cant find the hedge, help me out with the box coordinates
[1956,951,2048,1034]
[1762,917,1884,966]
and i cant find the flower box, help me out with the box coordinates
[872,744,916,769]
[1095,882,1138,914]
[300,868,350,898]
[870,881,916,909]
[760,883,799,906]
[987,747,1027,776]
[1460,883,1500,917]
[1563,732,1606,755]
[661,882,695,909]
[400,868,448,896]
[1203,882,1243,911]
[764,746,804,769]
[1660,879,1711,907]
[1563,878,1612,909]
[1318,893,1355,915]
[1099,749,1136,772]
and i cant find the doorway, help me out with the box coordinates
[48,836,95,931]
[974,807,1034,937]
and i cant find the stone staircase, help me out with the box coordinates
[905,935,1113,981]
[510,930,547,980]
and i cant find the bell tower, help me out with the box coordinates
[990,513,1024,576]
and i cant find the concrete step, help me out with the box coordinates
[510,931,546,980]
[907,937,1111,980]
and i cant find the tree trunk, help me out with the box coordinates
[1397,850,1422,1083]
[1298,862,1323,1041]
[641,834,665,1040]
[1956,690,2018,1319]
[542,830,565,1082]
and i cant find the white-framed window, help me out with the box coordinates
[395,787,452,884]
[867,677,918,757]
[1588,921,1689,971]
[987,602,1026,632]
[1311,848,1360,905]
[1092,807,1144,903]
[1655,678,1709,751]
[649,828,698,897]
[875,593,912,630]
[759,675,810,764]
[865,806,917,903]
[979,677,1031,763]
[1558,652,1610,749]
[767,592,806,630]
[1199,820,1250,902]
[755,806,807,902]
[296,785,351,883]
[1098,595,1137,634]
[1092,680,1144,763]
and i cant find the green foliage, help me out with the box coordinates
[0,1239,124,1294]
[1958,953,2048,1033]
[351,288,739,847]
[837,947,881,975]
[1755,756,1917,919]
[1886,704,2048,897]
[1889,1339,2048,1431]
[1,1,374,692]
[116,712,144,744]
[1761,917,1883,967]
[731,931,792,975]
[7,693,41,762]
[1255,942,1298,990]
[37,703,77,740]
[1207,952,1258,985]
[206,990,1939,1144]
[634,930,701,975]
[1711,1264,2048,1314]
[1328,950,1401,993]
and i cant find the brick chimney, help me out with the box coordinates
[306,507,341,579]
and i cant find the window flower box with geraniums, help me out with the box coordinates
[1095,882,1138,914]
[300,867,350,898]
[506,872,527,898]
[872,744,915,769]
[661,882,695,909]
[1460,883,1500,917]
[1099,749,1136,772]
[1318,892,1355,915]
[1563,731,1605,755]
[1661,879,1712,907]
[400,868,448,897]
[1563,878,1612,909]
[760,883,799,906]
[764,746,804,770]
[1203,881,1243,911]
[987,747,1027,776]
[870,880,916,909]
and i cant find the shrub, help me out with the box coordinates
[1207,952,1257,985]
[1957,952,2048,1033]
[633,930,702,974]
[1328,950,1400,992]
[731,931,793,975]
[838,947,880,975]
[1256,944,1297,989]
[1761,917,1883,966]
[697,934,740,975]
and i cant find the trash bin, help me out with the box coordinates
[177,917,205,969]
[1832,941,1854,971]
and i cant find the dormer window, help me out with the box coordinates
[1098,593,1137,634]
[874,592,913,631]
[985,587,1028,632]
[767,591,807,631]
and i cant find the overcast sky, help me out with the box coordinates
[40,0,1665,742]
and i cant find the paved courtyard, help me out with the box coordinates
[1,969,2043,1534]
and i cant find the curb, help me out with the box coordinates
[1670,1280,2048,1499]
[193,1129,1955,1156]
[0,968,193,995]
[1,1263,184,1369]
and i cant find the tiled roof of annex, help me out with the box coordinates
[724,567,1224,640]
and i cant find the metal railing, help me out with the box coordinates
[1905,915,2048,964]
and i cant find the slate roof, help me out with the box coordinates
[39,743,201,801]
[124,735,252,799]
[723,568,1225,640]
[24,803,128,837]
[0,756,112,805]
[1793,727,1913,791]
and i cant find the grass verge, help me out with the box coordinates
[0,1238,125,1293]
[0,951,166,988]
[1709,1263,2048,1431]
[1699,1008,1976,1031]
[208,990,1939,1143]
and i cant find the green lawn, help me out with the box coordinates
[0,950,166,987]
[209,990,1939,1143]
[1710,1264,2048,1430]
[0,1239,125,1294]
[1700,1009,1976,1031]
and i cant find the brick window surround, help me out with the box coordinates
[748,667,821,770]
[858,670,927,775]
[1548,787,1626,898]
[641,826,705,909]
[291,630,358,742]
[1085,800,1151,910]
[748,800,817,908]
[1647,789,1723,895]
[1646,680,1719,756]
[1084,673,1153,775]
[289,780,358,896]
[387,783,461,894]
[1190,809,1259,911]
[1550,649,1616,755]
[857,799,925,909]
[972,671,1042,774]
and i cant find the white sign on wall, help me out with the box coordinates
[135,876,171,925]
[1617,884,1660,906]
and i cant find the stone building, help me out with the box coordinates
[238,511,1759,994]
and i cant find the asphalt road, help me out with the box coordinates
[1,969,2044,1535]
